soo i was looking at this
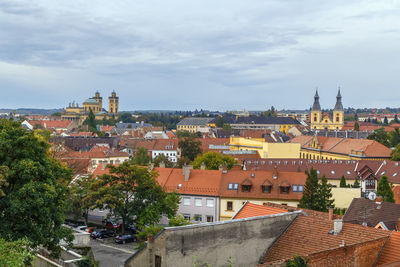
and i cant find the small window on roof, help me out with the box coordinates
[393,173,398,177]
[317,170,320,174]
[346,171,351,175]
[381,171,385,175]
[298,185,304,192]
[331,171,335,174]
[228,183,233,190]
[234,183,239,190]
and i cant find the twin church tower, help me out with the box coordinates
[310,89,344,130]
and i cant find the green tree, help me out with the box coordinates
[354,113,358,121]
[395,114,399,123]
[89,162,180,233]
[354,121,360,131]
[339,176,347,188]
[353,179,360,188]
[389,128,400,147]
[0,238,35,266]
[216,117,225,128]
[377,175,394,203]
[317,175,335,212]
[153,154,174,168]
[298,168,320,210]
[392,143,400,161]
[133,147,151,166]
[384,116,389,125]
[367,128,390,147]
[263,106,276,117]
[69,175,96,225]
[285,255,309,267]
[179,136,202,161]
[118,112,133,123]
[0,165,8,197]
[168,214,191,226]
[222,124,232,131]
[87,109,96,132]
[51,112,61,117]
[192,152,236,170]
[0,119,73,257]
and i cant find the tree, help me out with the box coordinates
[133,147,151,166]
[192,152,236,170]
[0,238,35,266]
[89,162,180,234]
[298,168,320,210]
[392,143,400,161]
[168,214,191,226]
[0,165,8,197]
[69,175,96,225]
[395,114,399,123]
[354,113,358,121]
[216,117,225,128]
[179,136,202,161]
[51,112,61,117]
[377,175,394,203]
[384,116,389,125]
[339,176,347,188]
[389,128,400,148]
[354,121,360,131]
[222,124,232,131]
[153,154,174,168]
[118,112,133,123]
[317,175,335,212]
[0,119,73,257]
[285,255,309,267]
[367,128,390,147]
[87,109,96,132]
[353,179,360,188]
[263,106,276,117]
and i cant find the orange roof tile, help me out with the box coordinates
[377,232,400,266]
[233,202,287,219]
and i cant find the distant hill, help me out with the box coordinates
[0,108,64,115]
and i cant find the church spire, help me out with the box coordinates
[312,88,321,111]
[334,87,343,111]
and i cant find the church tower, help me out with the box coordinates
[310,89,322,130]
[108,91,119,114]
[93,91,102,111]
[333,88,344,129]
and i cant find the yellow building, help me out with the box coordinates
[310,89,344,130]
[176,117,215,133]
[108,91,119,114]
[229,136,300,158]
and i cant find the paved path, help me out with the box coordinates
[90,238,136,267]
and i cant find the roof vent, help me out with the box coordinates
[177,184,182,189]
[251,173,255,178]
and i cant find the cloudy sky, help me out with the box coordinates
[0,0,399,111]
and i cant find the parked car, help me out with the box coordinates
[115,234,137,244]
[84,227,96,233]
[104,220,120,229]
[90,229,115,239]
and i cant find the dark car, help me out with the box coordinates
[90,229,115,239]
[115,234,137,244]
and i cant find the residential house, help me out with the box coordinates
[122,139,179,163]
[50,136,120,151]
[229,116,300,133]
[176,117,216,133]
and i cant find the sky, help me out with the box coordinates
[0,0,400,111]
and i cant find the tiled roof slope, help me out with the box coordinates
[232,202,287,219]
[377,232,400,266]
[263,214,390,264]
[262,202,342,220]
[343,198,400,230]
[177,117,215,126]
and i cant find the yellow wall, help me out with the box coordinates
[229,137,301,159]
[219,198,298,221]
[331,188,361,209]
[279,124,298,133]
[310,110,344,130]
[299,149,388,161]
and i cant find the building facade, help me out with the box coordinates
[310,89,344,130]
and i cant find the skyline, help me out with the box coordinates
[1,1,400,110]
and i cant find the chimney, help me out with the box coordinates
[334,219,343,235]
[328,208,334,221]
[182,165,193,181]
[160,162,166,168]
[218,164,223,171]
[200,162,206,170]
[149,163,154,171]
[376,196,383,204]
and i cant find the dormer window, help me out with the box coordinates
[242,185,252,192]
[262,185,272,193]
[280,187,289,194]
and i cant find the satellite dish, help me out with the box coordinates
[368,192,377,201]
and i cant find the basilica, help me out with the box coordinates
[310,89,344,130]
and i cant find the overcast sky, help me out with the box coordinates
[0,0,400,111]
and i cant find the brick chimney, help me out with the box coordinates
[159,162,165,168]
[328,208,334,221]
[182,165,193,181]
[200,162,206,170]
[334,219,343,235]
[376,196,383,204]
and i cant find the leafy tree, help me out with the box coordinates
[389,128,400,147]
[318,175,335,212]
[377,175,394,203]
[383,116,389,125]
[118,112,133,123]
[34,129,52,142]
[177,130,199,138]
[33,123,44,130]
[168,214,191,226]
[367,128,390,147]
[0,165,8,197]
[0,119,73,257]
[192,152,236,170]
[87,109,96,132]
[354,113,358,121]
[298,168,320,210]
[133,147,151,166]
[263,106,276,117]
[395,114,399,123]
[353,179,360,188]
[89,162,180,234]
[51,112,61,117]
[153,154,174,168]
[216,117,225,128]
[69,176,96,225]
[179,136,202,161]
[222,124,232,131]
[354,121,360,131]
[392,143,400,161]
[177,157,191,168]
[285,255,309,267]
[0,238,35,266]
[339,176,347,188]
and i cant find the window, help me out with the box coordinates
[194,215,202,222]
[242,185,252,192]
[234,183,239,190]
[293,185,298,192]
[280,187,289,194]
[228,183,233,190]
[298,185,304,192]
[183,214,191,220]
[183,197,190,206]
[195,198,202,207]
[155,255,162,267]
[206,199,214,207]
[227,201,233,211]
[262,185,271,193]
[206,215,214,222]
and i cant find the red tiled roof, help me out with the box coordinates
[263,214,390,264]
[377,232,400,266]
[27,120,73,129]
[232,202,287,219]
[393,186,400,204]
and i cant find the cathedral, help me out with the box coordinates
[310,89,344,131]
[61,91,119,124]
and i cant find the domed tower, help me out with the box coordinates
[310,89,322,130]
[333,88,344,129]
[108,91,119,114]
[93,91,102,112]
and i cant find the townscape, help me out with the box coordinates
[2,1,400,267]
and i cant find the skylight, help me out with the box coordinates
[331,171,335,174]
